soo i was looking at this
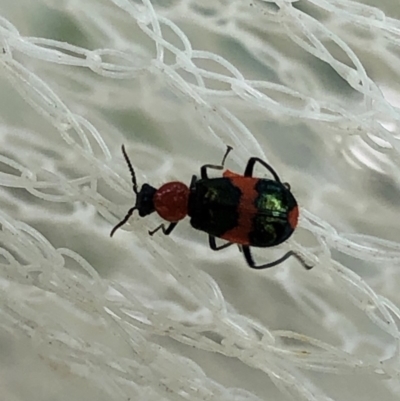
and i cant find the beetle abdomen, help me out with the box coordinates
[189,177,298,248]
[248,179,298,247]
[188,178,241,237]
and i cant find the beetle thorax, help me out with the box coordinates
[154,181,190,222]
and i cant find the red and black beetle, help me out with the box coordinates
[111,145,311,270]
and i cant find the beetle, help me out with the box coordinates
[110,145,312,270]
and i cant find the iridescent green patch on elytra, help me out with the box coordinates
[255,181,291,216]
[249,179,297,247]
[203,186,220,202]
[257,192,288,217]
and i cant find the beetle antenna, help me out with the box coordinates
[110,146,140,237]
[121,145,138,195]
[110,206,137,237]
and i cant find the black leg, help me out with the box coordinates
[209,236,234,251]
[242,246,313,270]
[244,157,281,182]
[148,222,178,236]
[189,175,197,191]
[201,146,233,179]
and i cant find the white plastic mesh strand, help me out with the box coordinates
[1,0,400,400]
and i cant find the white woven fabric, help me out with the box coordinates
[0,1,400,400]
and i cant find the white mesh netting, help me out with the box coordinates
[1,0,400,400]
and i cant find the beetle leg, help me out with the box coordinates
[200,145,233,179]
[242,246,313,270]
[209,235,234,251]
[189,175,197,190]
[148,222,178,236]
[244,158,281,182]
